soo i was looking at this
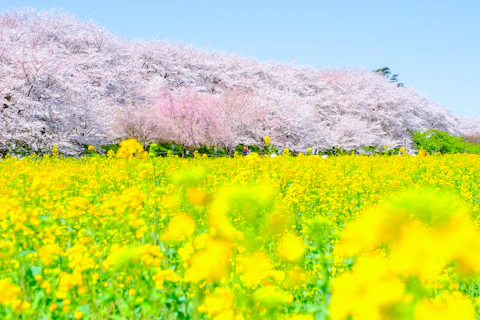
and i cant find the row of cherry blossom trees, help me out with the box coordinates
[0,8,476,155]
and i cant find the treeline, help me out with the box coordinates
[1,8,477,156]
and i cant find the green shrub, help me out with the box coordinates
[412,130,480,154]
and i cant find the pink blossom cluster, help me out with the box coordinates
[113,89,269,152]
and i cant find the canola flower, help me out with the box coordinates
[331,191,480,320]
[116,138,148,159]
[0,138,478,318]
[52,144,59,158]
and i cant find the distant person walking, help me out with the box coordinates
[243,146,249,156]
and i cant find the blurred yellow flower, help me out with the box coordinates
[116,138,147,158]
[278,233,305,262]
[240,251,273,287]
[198,287,233,319]
[163,213,196,240]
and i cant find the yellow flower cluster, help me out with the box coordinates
[331,191,480,319]
[0,279,30,312]
[115,138,148,158]
[0,144,478,318]
[52,145,59,158]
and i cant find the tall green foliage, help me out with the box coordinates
[412,130,480,154]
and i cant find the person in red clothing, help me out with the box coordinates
[243,146,249,156]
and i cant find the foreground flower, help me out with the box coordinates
[278,233,305,262]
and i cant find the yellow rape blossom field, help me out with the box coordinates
[0,143,479,319]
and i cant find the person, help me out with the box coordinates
[243,146,249,156]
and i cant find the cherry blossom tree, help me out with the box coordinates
[457,116,480,136]
[312,68,459,150]
[0,8,133,154]
[153,91,229,155]
[216,89,271,149]
[457,116,480,144]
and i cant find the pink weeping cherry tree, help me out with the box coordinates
[113,90,229,154]
[114,89,266,155]
[154,90,230,155]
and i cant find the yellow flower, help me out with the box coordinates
[87,145,94,151]
[240,251,273,287]
[0,278,27,310]
[329,255,404,320]
[39,243,62,265]
[163,213,196,240]
[287,266,308,285]
[187,188,207,206]
[40,280,51,294]
[184,238,232,282]
[152,269,180,290]
[198,287,233,318]
[278,233,305,262]
[52,145,59,157]
[392,220,448,278]
[116,138,147,159]
[77,286,87,295]
[178,242,194,262]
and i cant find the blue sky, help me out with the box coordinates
[3,0,480,116]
